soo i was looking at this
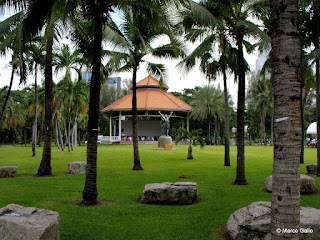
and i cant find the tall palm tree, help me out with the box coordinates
[0,11,27,130]
[190,86,224,144]
[104,2,185,171]
[270,0,301,238]
[180,27,237,165]
[182,0,268,184]
[0,0,74,176]
[26,40,46,156]
[248,75,273,145]
[305,1,320,176]
[78,0,113,205]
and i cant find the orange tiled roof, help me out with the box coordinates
[131,75,169,90]
[101,77,192,113]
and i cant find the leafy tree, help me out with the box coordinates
[175,128,205,159]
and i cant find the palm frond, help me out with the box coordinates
[146,62,167,84]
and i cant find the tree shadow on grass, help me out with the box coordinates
[214,226,231,240]
[75,199,115,207]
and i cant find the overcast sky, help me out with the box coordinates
[0,9,264,107]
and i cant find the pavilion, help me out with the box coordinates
[100,76,193,143]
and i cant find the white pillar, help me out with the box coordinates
[119,112,122,140]
[109,113,112,137]
[182,118,184,130]
[187,113,190,131]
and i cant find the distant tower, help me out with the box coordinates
[81,68,121,90]
[81,68,92,83]
[106,77,122,90]
[253,50,270,77]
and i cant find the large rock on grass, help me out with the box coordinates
[0,166,17,178]
[140,182,197,205]
[227,201,320,240]
[306,164,317,175]
[0,204,60,240]
[68,161,86,174]
[265,174,316,193]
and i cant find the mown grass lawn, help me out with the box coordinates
[0,144,319,239]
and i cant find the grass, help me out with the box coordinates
[0,144,319,239]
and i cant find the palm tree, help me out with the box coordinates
[79,0,113,205]
[0,11,27,130]
[248,75,273,145]
[180,28,237,165]
[0,0,72,175]
[2,95,26,143]
[175,128,205,159]
[26,40,46,156]
[190,86,224,145]
[183,0,268,184]
[104,3,185,171]
[270,0,301,238]
[305,1,320,176]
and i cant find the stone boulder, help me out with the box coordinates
[0,204,60,240]
[306,164,317,175]
[0,166,18,178]
[227,201,320,240]
[68,161,86,174]
[140,182,197,205]
[264,174,317,193]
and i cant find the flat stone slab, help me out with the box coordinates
[306,164,317,175]
[265,174,317,193]
[227,201,320,240]
[0,204,60,240]
[140,182,197,205]
[0,166,17,178]
[68,161,86,174]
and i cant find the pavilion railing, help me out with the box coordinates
[100,136,121,144]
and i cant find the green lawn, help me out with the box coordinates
[0,144,319,239]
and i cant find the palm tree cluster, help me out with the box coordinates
[0,0,316,234]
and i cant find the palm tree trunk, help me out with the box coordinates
[63,119,68,149]
[207,114,211,144]
[187,145,193,159]
[39,112,44,147]
[38,33,54,176]
[71,115,77,149]
[57,119,64,151]
[24,127,27,147]
[83,11,103,204]
[270,1,301,238]
[223,67,230,166]
[234,31,248,185]
[316,46,320,176]
[0,66,15,129]
[56,119,60,149]
[73,116,78,147]
[68,116,72,152]
[32,69,38,156]
[131,64,143,170]
[300,88,306,164]
[271,107,274,145]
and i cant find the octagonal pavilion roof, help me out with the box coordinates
[101,76,192,113]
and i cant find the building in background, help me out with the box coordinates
[81,69,122,90]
